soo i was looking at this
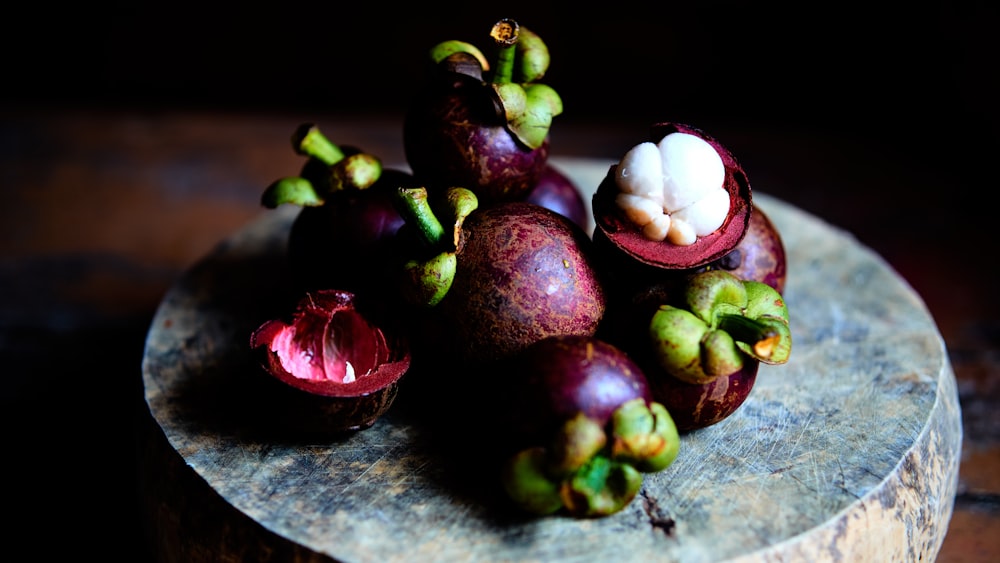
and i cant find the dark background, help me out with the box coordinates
[2,2,996,560]
[6,3,996,136]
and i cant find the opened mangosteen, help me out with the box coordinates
[492,334,680,517]
[403,18,562,205]
[249,289,411,434]
[261,124,416,297]
[392,187,606,367]
[592,122,752,273]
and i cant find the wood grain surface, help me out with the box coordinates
[142,159,961,562]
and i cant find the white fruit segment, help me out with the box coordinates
[614,132,729,244]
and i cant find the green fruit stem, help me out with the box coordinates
[489,19,519,85]
[395,187,446,249]
[292,123,345,165]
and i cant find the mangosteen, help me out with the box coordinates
[249,289,411,434]
[403,18,563,204]
[592,122,752,272]
[393,187,607,366]
[494,335,680,517]
[261,124,416,297]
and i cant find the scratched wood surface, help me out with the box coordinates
[141,158,961,562]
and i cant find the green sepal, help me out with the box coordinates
[327,152,382,193]
[401,251,456,308]
[649,305,721,384]
[561,455,643,518]
[739,280,792,364]
[610,399,681,473]
[701,328,745,377]
[260,176,324,208]
[438,187,479,248]
[734,315,793,364]
[501,447,564,515]
[512,27,550,83]
[686,269,748,323]
[491,82,562,150]
[548,413,608,476]
[429,39,488,70]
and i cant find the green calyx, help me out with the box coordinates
[394,186,479,307]
[491,82,563,149]
[501,399,680,518]
[649,270,792,384]
[610,399,681,473]
[428,19,562,150]
[260,123,383,208]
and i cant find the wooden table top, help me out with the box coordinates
[2,108,996,561]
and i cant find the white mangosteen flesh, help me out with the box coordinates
[613,132,729,245]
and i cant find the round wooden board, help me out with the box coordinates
[142,157,961,562]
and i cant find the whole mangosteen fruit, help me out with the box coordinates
[403,19,563,205]
[436,200,606,364]
[392,187,606,366]
[493,334,680,517]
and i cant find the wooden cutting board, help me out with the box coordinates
[141,157,961,562]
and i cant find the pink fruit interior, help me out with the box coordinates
[252,290,406,397]
[266,308,388,384]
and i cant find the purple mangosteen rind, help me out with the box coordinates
[249,289,411,433]
[524,164,589,230]
[647,359,759,433]
[593,122,753,271]
[436,202,606,364]
[402,75,550,204]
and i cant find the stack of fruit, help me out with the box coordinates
[249,18,791,518]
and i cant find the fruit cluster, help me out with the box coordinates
[249,19,791,518]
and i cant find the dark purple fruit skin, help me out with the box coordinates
[433,202,606,365]
[646,361,758,433]
[497,334,653,444]
[287,169,415,294]
[403,72,550,205]
[524,164,588,230]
